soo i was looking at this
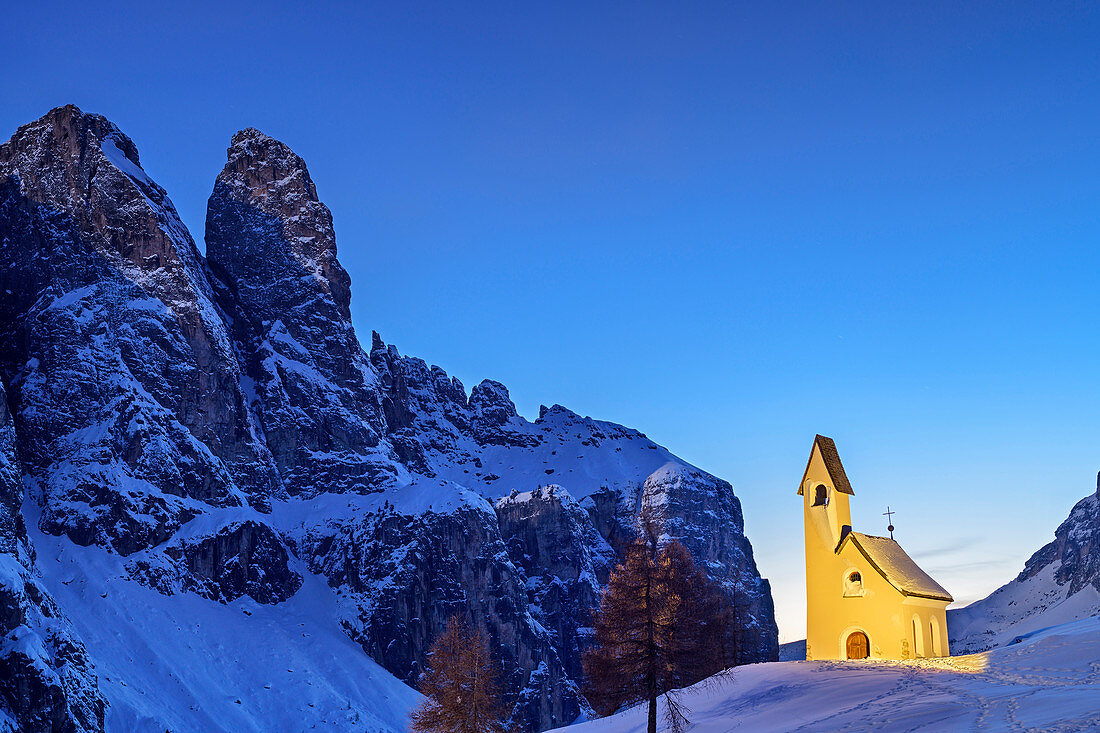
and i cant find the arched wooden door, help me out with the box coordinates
[846,631,869,659]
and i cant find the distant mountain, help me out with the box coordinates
[0,106,777,732]
[948,475,1100,654]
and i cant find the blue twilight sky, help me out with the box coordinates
[5,1,1100,641]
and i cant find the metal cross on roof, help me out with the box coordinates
[883,506,896,539]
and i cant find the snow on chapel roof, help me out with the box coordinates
[797,434,854,495]
[840,531,953,602]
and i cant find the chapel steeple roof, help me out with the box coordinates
[797,434,854,496]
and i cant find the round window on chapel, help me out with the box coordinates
[844,570,864,597]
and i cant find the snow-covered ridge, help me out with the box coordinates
[497,484,577,509]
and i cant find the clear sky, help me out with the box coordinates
[6,1,1100,642]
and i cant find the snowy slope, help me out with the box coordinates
[28,516,420,733]
[562,616,1100,732]
[430,404,688,501]
[948,563,1100,655]
[948,486,1100,655]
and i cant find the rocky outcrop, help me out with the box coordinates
[0,375,105,732]
[470,381,540,448]
[205,129,397,497]
[298,486,583,730]
[638,464,778,663]
[128,520,302,604]
[368,338,538,472]
[0,556,106,733]
[582,486,638,559]
[368,335,471,471]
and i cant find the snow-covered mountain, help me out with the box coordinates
[0,106,777,732]
[948,475,1100,654]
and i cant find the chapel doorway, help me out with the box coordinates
[846,631,869,659]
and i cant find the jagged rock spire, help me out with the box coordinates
[205,126,396,496]
[211,126,352,315]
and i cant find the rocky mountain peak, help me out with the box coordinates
[371,329,388,353]
[0,105,198,285]
[206,128,393,496]
[536,404,580,423]
[949,479,1100,654]
[222,127,321,210]
[211,125,351,317]
[6,104,125,187]
[470,379,519,425]
[1017,490,1100,596]
[0,105,279,553]
[0,104,141,189]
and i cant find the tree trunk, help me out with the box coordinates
[645,549,657,733]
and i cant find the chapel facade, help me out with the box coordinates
[800,435,953,661]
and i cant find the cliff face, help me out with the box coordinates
[295,486,584,728]
[0,372,105,732]
[496,486,617,682]
[639,464,777,663]
[0,106,778,732]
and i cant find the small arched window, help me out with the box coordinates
[812,484,829,506]
[843,570,864,597]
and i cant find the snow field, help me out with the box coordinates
[561,616,1100,732]
[31,525,420,733]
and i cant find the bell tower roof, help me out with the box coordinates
[797,434,854,496]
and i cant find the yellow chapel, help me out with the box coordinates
[799,435,953,661]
